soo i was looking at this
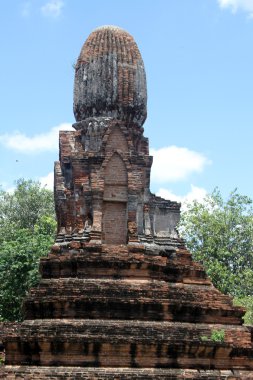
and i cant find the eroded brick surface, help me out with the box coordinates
[2,25,253,378]
[73,26,147,126]
[2,367,253,379]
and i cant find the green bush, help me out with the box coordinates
[0,179,56,321]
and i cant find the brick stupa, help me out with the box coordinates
[1,26,253,379]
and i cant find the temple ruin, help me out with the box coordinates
[1,25,253,379]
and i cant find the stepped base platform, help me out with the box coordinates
[3,319,253,369]
[1,367,253,379]
[2,244,253,377]
[24,279,244,324]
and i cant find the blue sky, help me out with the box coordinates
[0,0,253,203]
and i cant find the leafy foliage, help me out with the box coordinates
[180,188,253,324]
[233,296,253,325]
[0,179,56,321]
[210,329,225,342]
[0,178,55,232]
[201,329,225,343]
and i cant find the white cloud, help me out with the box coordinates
[41,0,64,18]
[0,182,15,194]
[0,123,74,154]
[150,146,210,184]
[217,0,253,17]
[21,2,31,17]
[157,184,208,208]
[39,171,54,190]
[5,186,15,194]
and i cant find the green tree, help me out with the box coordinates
[180,188,253,324]
[233,296,253,325]
[0,178,55,232]
[0,179,56,321]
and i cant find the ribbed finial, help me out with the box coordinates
[73,25,147,127]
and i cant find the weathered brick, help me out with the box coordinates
[2,25,253,379]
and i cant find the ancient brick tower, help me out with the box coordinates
[2,26,253,379]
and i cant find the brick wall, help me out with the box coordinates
[103,152,127,244]
[104,153,127,185]
[102,202,127,244]
[105,125,128,154]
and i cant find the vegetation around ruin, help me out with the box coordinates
[180,188,253,325]
[0,179,56,321]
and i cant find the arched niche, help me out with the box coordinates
[104,153,127,187]
[102,153,128,244]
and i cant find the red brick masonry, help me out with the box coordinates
[1,25,253,379]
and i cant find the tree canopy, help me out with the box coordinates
[0,179,54,232]
[0,179,56,321]
[180,188,253,324]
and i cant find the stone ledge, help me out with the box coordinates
[1,366,253,379]
[39,248,209,285]
[23,279,243,324]
[5,319,253,346]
